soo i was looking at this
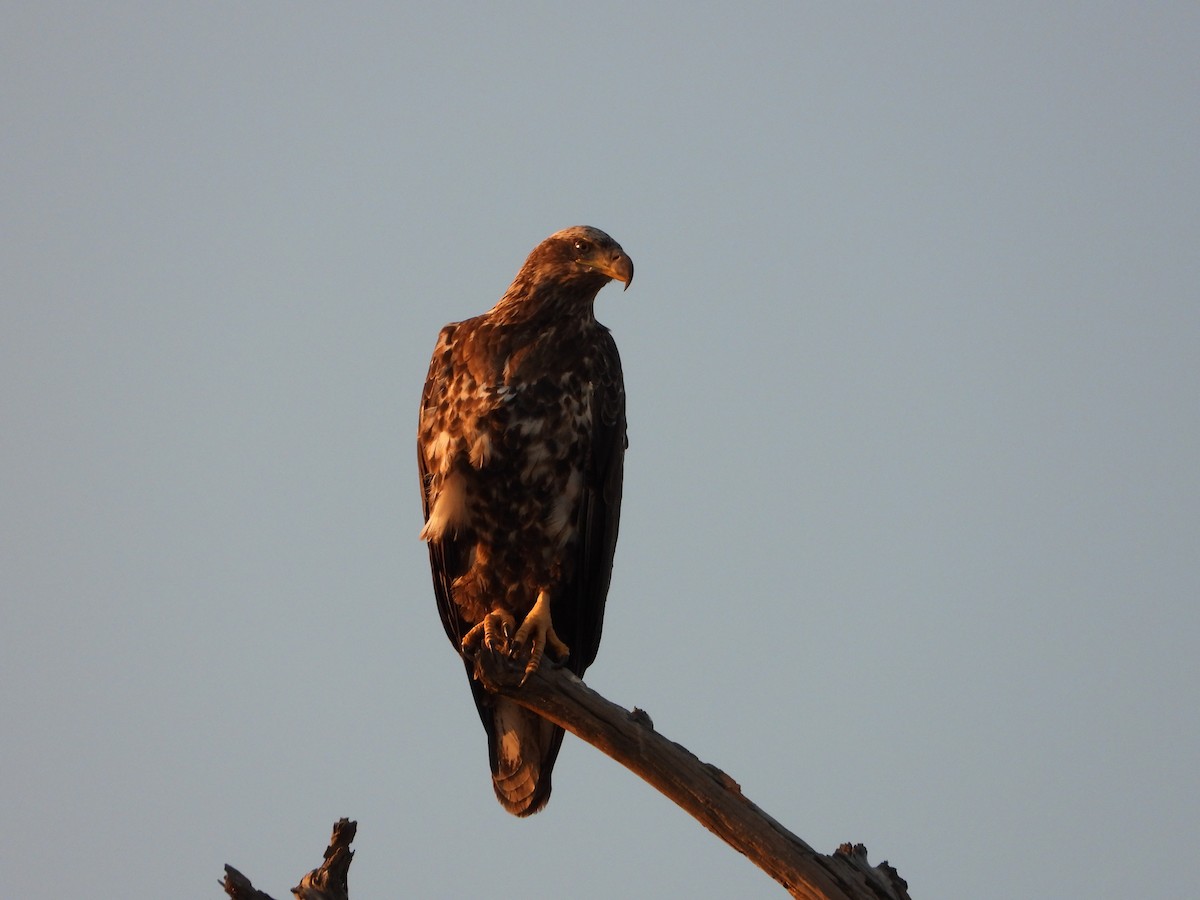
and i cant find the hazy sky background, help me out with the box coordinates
[3,4,1197,898]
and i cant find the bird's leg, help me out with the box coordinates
[510,590,569,684]
[461,609,516,657]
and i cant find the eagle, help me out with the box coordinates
[418,226,632,816]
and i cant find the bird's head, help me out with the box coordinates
[526,226,634,293]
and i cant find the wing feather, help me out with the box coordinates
[558,327,626,676]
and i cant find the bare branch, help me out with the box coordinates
[474,650,910,900]
[217,665,910,899]
[221,819,356,900]
[221,865,276,900]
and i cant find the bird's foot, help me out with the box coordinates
[461,609,516,657]
[510,591,569,685]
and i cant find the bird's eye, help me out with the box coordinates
[574,239,591,253]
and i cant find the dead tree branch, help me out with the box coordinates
[474,650,910,900]
[218,664,909,899]
[222,818,356,900]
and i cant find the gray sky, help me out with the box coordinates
[3,4,1197,898]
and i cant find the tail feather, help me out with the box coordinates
[489,697,564,816]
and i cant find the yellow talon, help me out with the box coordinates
[461,609,516,656]
[512,590,569,682]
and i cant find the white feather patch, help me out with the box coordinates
[547,469,583,544]
[419,470,469,541]
[424,430,454,473]
[468,432,492,468]
[495,704,524,768]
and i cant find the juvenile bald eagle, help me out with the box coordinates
[418,226,631,816]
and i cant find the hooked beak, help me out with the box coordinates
[590,249,634,290]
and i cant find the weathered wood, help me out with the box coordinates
[474,649,909,900]
[218,665,910,899]
[221,865,275,900]
[222,818,356,900]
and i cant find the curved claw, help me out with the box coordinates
[511,591,569,684]
[461,609,516,657]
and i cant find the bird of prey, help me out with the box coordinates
[418,226,632,816]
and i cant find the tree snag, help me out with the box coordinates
[219,660,909,899]
[222,818,356,900]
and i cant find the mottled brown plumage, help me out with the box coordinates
[418,226,631,815]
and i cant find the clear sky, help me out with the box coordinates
[3,4,1197,898]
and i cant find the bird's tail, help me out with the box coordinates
[489,697,565,816]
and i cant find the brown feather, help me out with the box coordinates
[417,226,630,815]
